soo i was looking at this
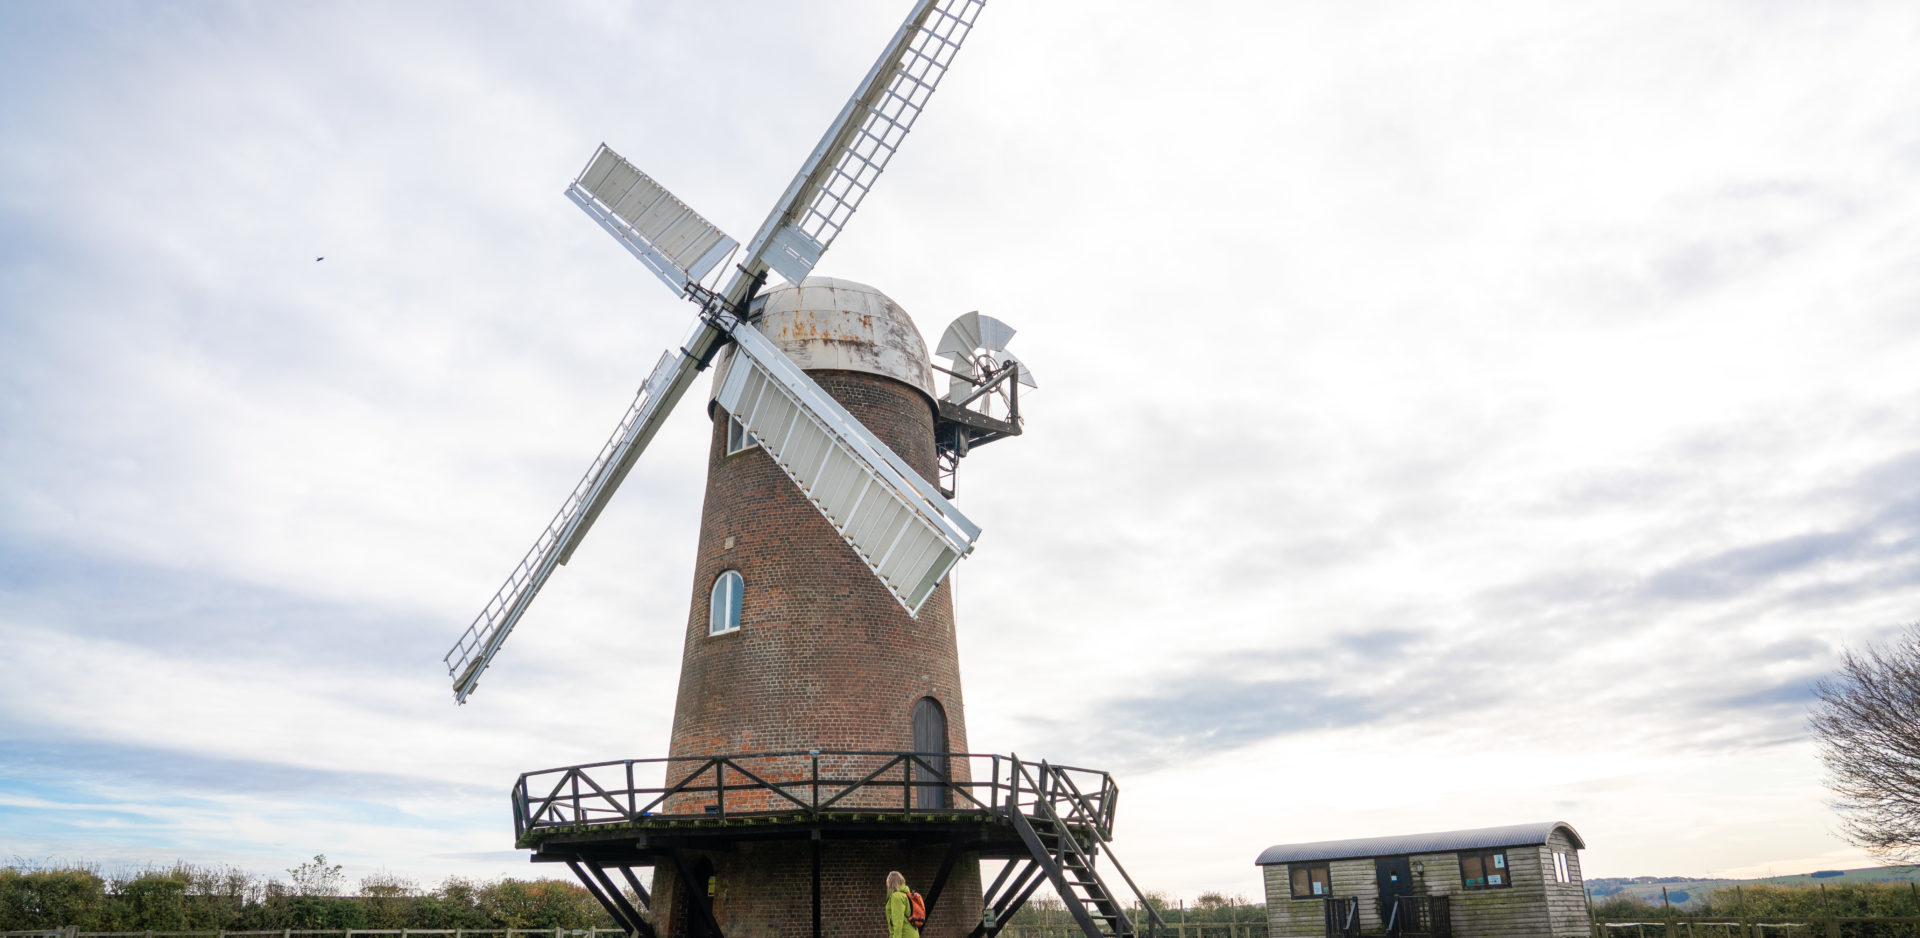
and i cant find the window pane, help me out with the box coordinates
[1292,864,1329,899]
[727,416,758,454]
[710,571,743,633]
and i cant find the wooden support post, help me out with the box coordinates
[667,851,722,938]
[924,842,962,920]
[811,833,823,938]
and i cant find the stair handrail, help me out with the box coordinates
[1010,756,1164,938]
[1047,765,1112,838]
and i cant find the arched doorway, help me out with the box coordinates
[912,696,949,809]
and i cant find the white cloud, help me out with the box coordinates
[4,0,1920,902]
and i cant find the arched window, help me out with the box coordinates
[726,414,757,455]
[912,696,949,809]
[709,570,743,635]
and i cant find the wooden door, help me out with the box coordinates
[1376,856,1413,926]
[912,697,948,809]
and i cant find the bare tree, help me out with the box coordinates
[287,855,344,898]
[1810,624,1920,862]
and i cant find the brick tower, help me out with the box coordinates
[650,277,982,938]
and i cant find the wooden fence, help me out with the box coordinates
[1594,916,1920,938]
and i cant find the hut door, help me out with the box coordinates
[1375,857,1413,923]
[912,696,949,809]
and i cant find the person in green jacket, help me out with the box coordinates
[886,871,919,938]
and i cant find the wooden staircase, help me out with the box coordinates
[973,759,1164,938]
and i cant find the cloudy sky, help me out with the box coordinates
[5,0,1920,901]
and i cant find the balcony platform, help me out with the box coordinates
[510,751,1163,938]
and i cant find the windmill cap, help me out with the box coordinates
[712,276,937,405]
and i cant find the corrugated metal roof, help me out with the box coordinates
[1255,822,1585,865]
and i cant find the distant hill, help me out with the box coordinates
[1587,867,1920,910]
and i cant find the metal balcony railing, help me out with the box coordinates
[512,751,1118,843]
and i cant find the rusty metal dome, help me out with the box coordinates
[713,276,937,405]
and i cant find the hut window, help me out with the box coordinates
[1290,863,1331,898]
[709,570,744,635]
[727,415,758,455]
[1459,849,1509,889]
[1553,851,1572,883]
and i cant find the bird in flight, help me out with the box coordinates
[315,256,324,262]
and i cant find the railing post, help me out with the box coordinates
[811,750,821,813]
[716,761,726,818]
[904,755,914,813]
[627,761,636,818]
[991,755,1001,810]
[1010,756,1022,811]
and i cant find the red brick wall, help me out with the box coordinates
[653,842,983,938]
[657,367,979,935]
[669,369,969,764]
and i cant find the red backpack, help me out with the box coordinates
[907,890,928,928]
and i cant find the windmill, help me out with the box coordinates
[443,0,999,704]
[439,4,1164,938]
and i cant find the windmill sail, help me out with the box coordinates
[733,0,986,290]
[936,310,1016,358]
[567,144,738,295]
[447,0,994,701]
[445,343,710,703]
[716,323,980,615]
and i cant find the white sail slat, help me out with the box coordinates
[714,324,978,615]
[731,0,988,291]
[444,341,710,702]
[568,144,737,295]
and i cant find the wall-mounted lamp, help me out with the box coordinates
[1412,861,1425,876]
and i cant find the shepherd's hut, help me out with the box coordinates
[1255,821,1589,938]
